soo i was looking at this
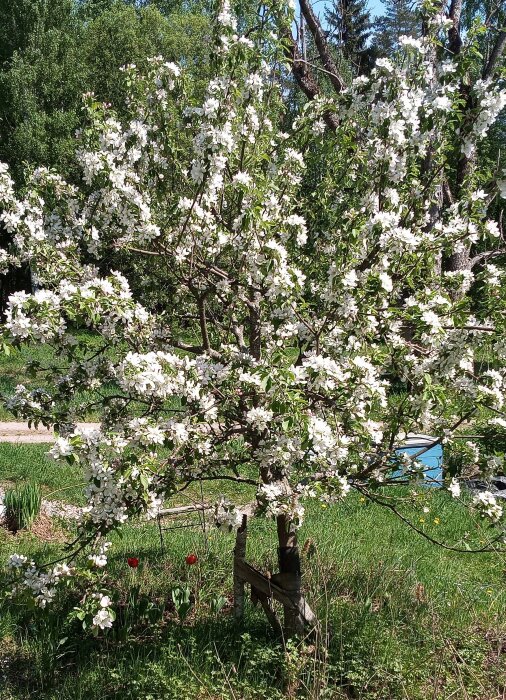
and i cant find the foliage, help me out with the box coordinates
[0,5,85,183]
[171,584,192,620]
[0,0,211,184]
[3,481,42,530]
[325,0,373,75]
[372,0,420,55]
[0,0,212,314]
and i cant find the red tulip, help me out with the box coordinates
[185,553,198,566]
[127,557,139,568]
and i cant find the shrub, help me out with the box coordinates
[4,481,42,530]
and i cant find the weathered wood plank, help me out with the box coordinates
[234,558,317,627]
[157,504,208,517]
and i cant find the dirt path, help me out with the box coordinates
[0,422,100,443]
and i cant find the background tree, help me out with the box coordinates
[0,0,83,182]
[81,2,210,116]
[372,0,419,54]
[0,0,211,184]
[0,0,211,311]
[325,0,373,75]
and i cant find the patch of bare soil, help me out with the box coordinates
[29,512,67,542]
[0,421,100,443]
[1,512,67,542]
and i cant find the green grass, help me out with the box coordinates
[0,342,56,420]
[0,444,86,505]
[1,445,506,699]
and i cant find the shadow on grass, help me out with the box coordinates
[3,603,290,700]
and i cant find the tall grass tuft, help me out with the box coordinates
[4,481,42,530]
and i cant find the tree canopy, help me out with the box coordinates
[1,0,506,640]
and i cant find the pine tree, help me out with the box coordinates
[373,0,419,55]
[325,0,372,74]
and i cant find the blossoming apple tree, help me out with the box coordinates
[1,0,506,637]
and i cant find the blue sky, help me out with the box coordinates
[368,0,385,18]
[311,0,385,22]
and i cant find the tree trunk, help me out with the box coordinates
[232,510,318,639]
[233,515,248,623]
[443,249,471,273]
[274,514,304,638]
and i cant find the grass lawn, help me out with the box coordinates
[0,444,87,505]
[0,342,55,420]
[1,445,506,699]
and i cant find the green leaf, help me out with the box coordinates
[281,347,300,365]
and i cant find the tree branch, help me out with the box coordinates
[197,294,211,352]
[483,28,506,80]
[280,25,340,130]
[448,0,463,56]
[299,0,346,94]
[469,249,506,269]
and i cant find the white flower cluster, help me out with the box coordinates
[88,541,112,568]
[7,555,73,608]
[5,384,55,420]
[48,436,75,460]
[117,351,202,402]
[91,594,115,630]
[257,482,305,525]
[307,415,352,466]
[6,290,63,341]
[65,426,163,528]
[472,491,503,523]
[214,498,244,531]
[447,477,461,499]
[245,407,274,433]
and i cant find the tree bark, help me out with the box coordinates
[233,515,248,623]
[443,249,471,273]
[274,513,304,638]
[448,0,463,56]
[483,29,506,80]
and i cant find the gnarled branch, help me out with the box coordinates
[280,26,339,130]
[298,0,346,94]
